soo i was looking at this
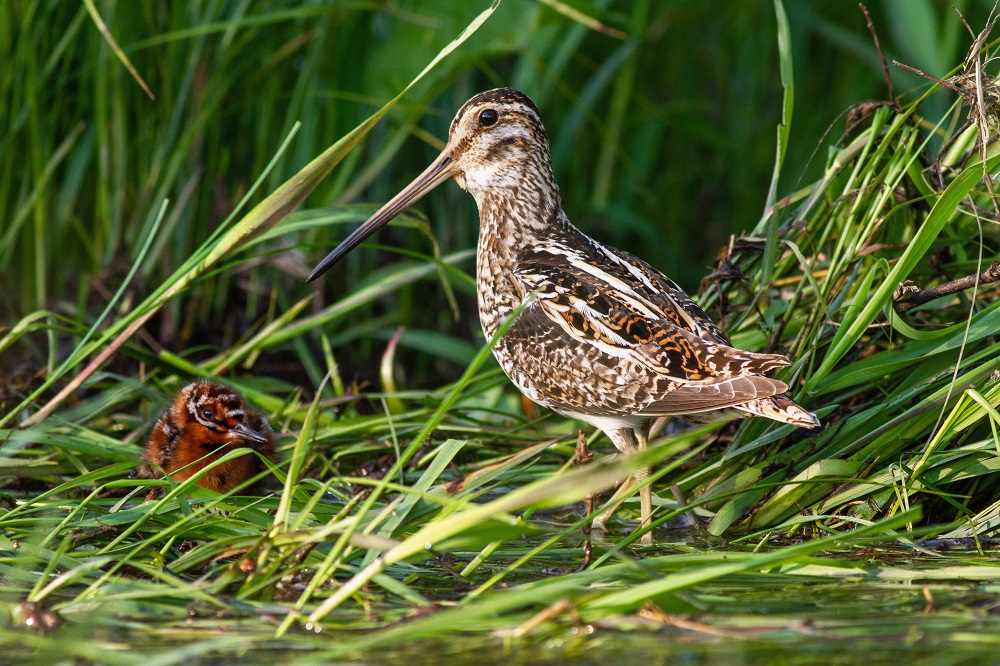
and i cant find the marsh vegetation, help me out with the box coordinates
[2,1,1000,662]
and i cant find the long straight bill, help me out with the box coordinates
[307,152,456,282]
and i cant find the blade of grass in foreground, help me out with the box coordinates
[758,0,793,289]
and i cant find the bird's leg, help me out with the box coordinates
[634,425,653,543]
[595,428,653,544]
[573,429,594,569]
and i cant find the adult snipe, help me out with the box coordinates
[309,88,818,539]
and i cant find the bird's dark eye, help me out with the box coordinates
[479,109,498,127]
[202,408,215,420]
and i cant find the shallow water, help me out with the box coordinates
[16,546,999,665]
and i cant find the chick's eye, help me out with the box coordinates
[202,408,215,420]
[479,109,498,127]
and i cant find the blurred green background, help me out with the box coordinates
[1,0,990,385]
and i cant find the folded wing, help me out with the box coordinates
[513,243,793,416]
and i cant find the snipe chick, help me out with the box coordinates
[136,381,277,493]
[308,88,818,537]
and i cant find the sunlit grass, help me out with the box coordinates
[3,0,1000,662]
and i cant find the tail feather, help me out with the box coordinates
[735,394,820,429]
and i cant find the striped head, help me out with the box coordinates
[172,381,269,446]
[308,88,557,281]
[445,88,553,196]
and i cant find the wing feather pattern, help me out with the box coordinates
[506,236,796,416]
